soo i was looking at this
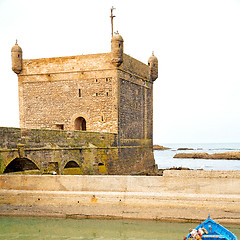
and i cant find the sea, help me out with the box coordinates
[154,142,240,171]
[0,216,239,240]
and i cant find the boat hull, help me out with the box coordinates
[186,217,237,240]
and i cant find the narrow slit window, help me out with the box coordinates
[106,92,109,96]
[79,89,81,97]
[96,93,98,96]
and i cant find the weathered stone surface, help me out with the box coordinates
[18,52,151,135]
[0,171,240,223]
[174,151,240,160]
[0,127,155,175]
[8,35,158,175]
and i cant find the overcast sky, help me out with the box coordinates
[0,0,240,144]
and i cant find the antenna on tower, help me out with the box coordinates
[110,6,116,37]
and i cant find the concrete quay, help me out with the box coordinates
[0,170,240,224]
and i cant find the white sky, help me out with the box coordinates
[0,0,240,144]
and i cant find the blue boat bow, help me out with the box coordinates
[185,216,237,240]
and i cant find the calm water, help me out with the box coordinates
[154,142,240,170]
[0,216,239,240]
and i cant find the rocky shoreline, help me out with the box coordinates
[174,151,240,160]
[153,145,170,150]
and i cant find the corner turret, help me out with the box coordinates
[148,52,158,81]
[11,40,22,74]
[111,31,123,67]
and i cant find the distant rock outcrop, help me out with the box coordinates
[174,151,240,160]
[177,148,194,151]
[153,145,170,150]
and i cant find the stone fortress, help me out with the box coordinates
[0,23,158,175]
[1,12,240,224]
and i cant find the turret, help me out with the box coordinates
[148,52,158,81]
[11,40,22,74]
[111,31,123,67]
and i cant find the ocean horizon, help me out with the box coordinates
[154,142,240,171]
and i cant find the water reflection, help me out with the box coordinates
[0,217,239,240]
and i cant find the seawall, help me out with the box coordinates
[0,170,240,224]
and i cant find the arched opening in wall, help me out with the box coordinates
[75,117,86,131]
[63,161,82,175]
[3,158,40,174]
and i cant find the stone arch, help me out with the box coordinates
[71,113,90,131]
[3,157,40,174]
[63,160,82,175]
[64,160,80,168]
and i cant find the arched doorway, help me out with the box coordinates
[75,117,86,131]
[4,158,40,174]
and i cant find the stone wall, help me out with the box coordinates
[13,50,156,175]
[0,127,118,175]
[19,54,119,132]
[18,53,154,145]
[0,127,155,175]
[0,171,239,223]
[118,54,153,145]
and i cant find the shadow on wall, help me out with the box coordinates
[63,161,82,175]
[4,158,40,174]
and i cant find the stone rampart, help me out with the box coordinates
[0,127,118,175]
[0,127,154,175]
[0,170,239,223]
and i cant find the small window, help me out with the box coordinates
[101,116,104,122]
[78,89,82,97]
[56,124,64,130]
[96,93,98,96]
[18,54,20,58]
[106,92,109,96]
[95,79,98,82]
[119,44,121,48]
